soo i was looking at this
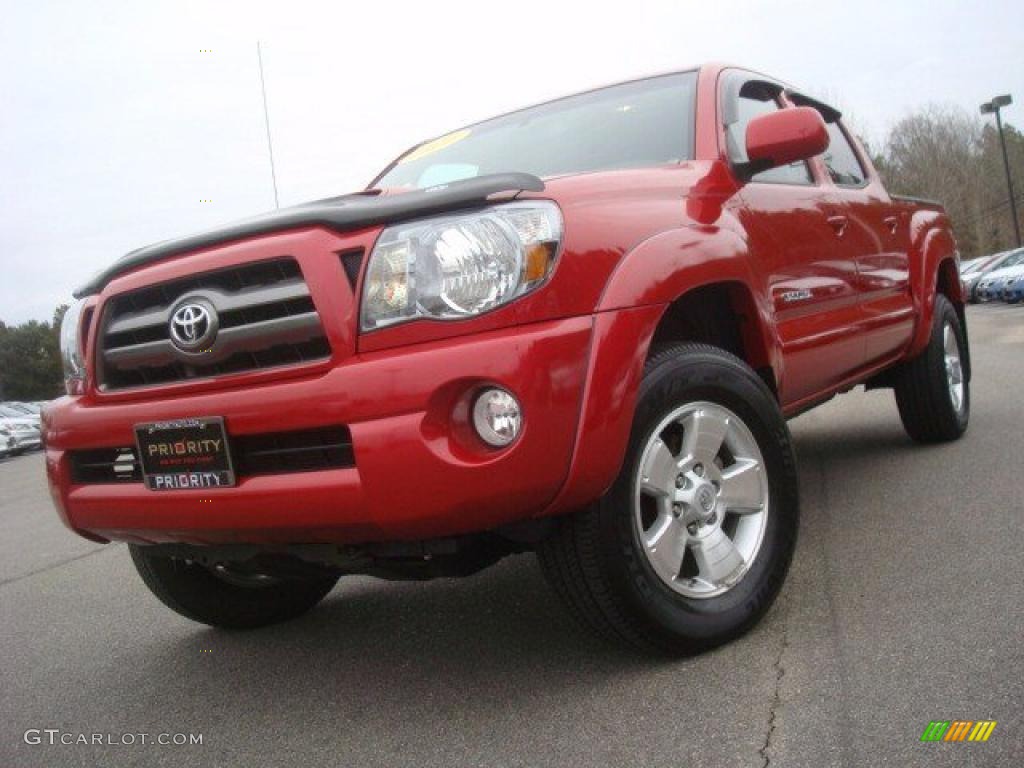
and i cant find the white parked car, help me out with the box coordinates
[0,417,41,455]
[6,401,42,416]
[0,404,41,430]
[0,424,16,459]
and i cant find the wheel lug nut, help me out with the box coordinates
[686,522,699,535]
[672,504,682,517]
[694,463,705,477]
[675,474,686,489]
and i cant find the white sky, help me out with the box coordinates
[2,0,1022,323]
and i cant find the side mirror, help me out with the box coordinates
[739,106,829,180]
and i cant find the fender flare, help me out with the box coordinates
[907,210,962,359]
[598,223,779,376]
[540,225,775,518]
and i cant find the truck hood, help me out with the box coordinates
[74,172,544,298]
[529,162,742,229]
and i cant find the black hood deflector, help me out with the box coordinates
[74,172,545,297]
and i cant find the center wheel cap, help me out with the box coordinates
[696,485,716,513]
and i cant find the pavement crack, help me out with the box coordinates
[0,545,120,588]
[759,612,789,767]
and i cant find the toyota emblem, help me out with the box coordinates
[169,300,218,351]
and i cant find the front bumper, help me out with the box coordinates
[977,283,1001,301]
[45,317,593,545]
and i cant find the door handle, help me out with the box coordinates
[883,215,899,235]
[827,215,848,237]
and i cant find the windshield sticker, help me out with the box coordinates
[398,129,472,164]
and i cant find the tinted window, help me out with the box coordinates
[823,122,867,186]
[375,72,697,188]
[725,91,813,185]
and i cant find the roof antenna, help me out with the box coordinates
[256,41,280,209]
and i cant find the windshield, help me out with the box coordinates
[992,250,1024,272]
[374,72,697,189]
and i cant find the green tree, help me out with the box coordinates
[0,315,64,400]
[973,122,1024,253]
[53,303,69,330]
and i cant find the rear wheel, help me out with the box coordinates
[893,294,969,443]
[129,545,339,629]
[538,343,799,654]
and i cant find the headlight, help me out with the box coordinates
[60,298,87,395]
[360,201,562,331]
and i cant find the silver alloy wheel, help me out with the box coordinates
[943,321,965,415]
[634,401,770,599]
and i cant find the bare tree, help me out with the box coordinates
[874,104,1023,257]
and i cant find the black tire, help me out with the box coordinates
[893,294,970,444]
[129,545,339,629]
[537,343,799,655]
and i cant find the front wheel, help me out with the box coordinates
[538,343,799,654]
[129,545,339,629]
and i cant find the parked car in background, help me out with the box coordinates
[0,404,41,429]
[970,248,1024,302]
[976,276,1004,302]
[1000,269,1024,303]
[7,401,43,416]
[0,424,15,459]
[0,417,41,454]
[960,256,992,275]
[978,266,1024,302]
[961,253,1001,301]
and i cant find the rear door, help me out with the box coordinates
[723,75,863,406]
[819,119,915,365]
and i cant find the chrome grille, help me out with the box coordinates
[97,259,329,390]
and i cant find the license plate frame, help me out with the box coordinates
[134,416,236,491]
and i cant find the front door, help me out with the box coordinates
[723,76,863,407]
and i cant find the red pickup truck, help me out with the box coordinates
[46,64,969,653]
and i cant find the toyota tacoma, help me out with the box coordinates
[45,64,970,653]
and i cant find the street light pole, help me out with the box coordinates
[257,41,280,210]
[981,94,1021,247]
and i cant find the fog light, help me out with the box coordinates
[472,388,522,447]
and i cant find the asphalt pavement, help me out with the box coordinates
[1,305,1021,767]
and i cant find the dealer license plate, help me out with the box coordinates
[134,417,235,491]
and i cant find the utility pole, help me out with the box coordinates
[257,41,280,209]
[980,94,1021,247]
